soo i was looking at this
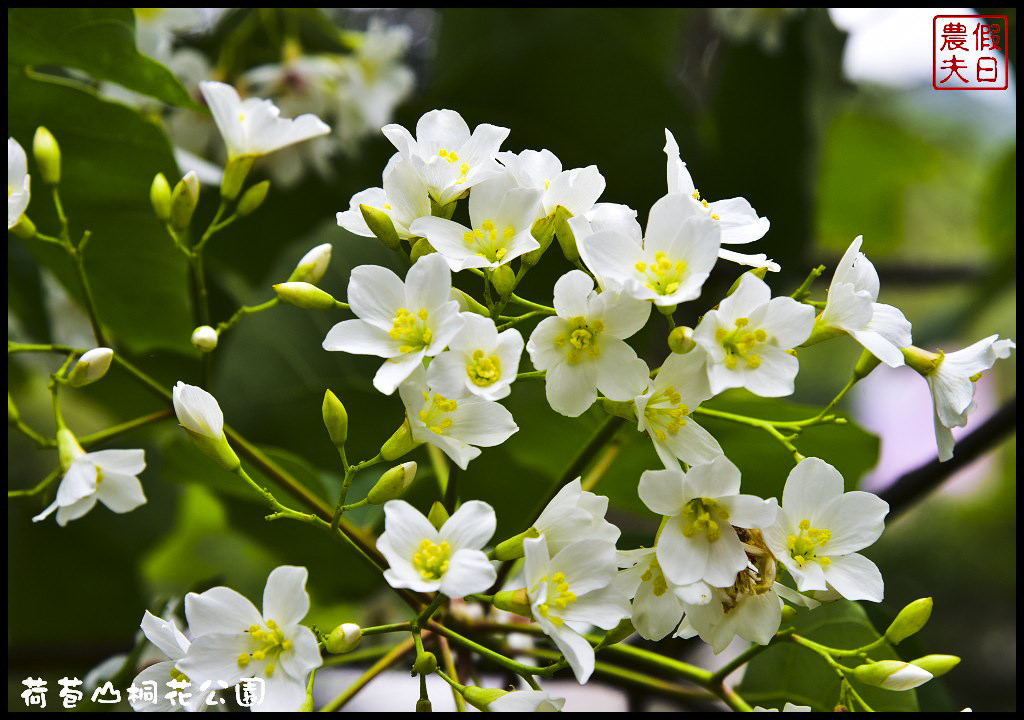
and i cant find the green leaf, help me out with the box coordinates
[8,8,198,109]
[8,67,193,353]
[738,600,920,712]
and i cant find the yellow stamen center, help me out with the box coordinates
[535,571,577,627]
[636,251,688,296]
[463,219,515,263]
[238,619,291,672]
[390,307,433,353]
[714,318,768,370]
[413,539,452,581]
[554,316,604,365]
[640,556,669,597]
[682,497,730,542]
[468,349,502,387]
[643,385,690,443]
[787,518,831,568]
[418,392,458,434]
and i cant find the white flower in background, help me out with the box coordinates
[636,350,723,468]
[130,611,198,713]
[817,236,912,367]
[377,499,497,596]
[497,148,606,220]
[382,109,509,205]
[534,478,620,556]
[579,193,721,307]
[638,455,775,587]
[398,367,518,470]
[617,547,712,641]
[133,8,205,62]
[9,137,30,229]
[180,566,323,713]
[762,457,888,602]
[523,536,631,684]
[322,254,464,394]
[527,270,651,417]
[337,154,432,240]
[199,81,331,160]
[913,335,1015,462]
[426,313,524,401]
[410,172,542,269]
[334,19,415,152]
[664,129,779,272]
[490,690,566,712]
[753,702,813,712]
[693,273,815,397]
[33,434,146,526]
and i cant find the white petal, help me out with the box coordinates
[742,345,800,397]
[262,566,310,628]
[439,548,497,598]
[177,632,253,689]
[409,217,475,270]
[552,270,594,318]
[686,455,742,498]
[141,611,190,660]
[823,553,884,602]
[440,500,497,550]
[87,448,146,476]
[95,472,147,514]
[734,591,782,646]
[848,327,906,368]
[278,625,323,681]
[645,193,704,247]
[373,351,426,395]
[632,579,686,641]
[186,587,263,637]
[548,623,595,684]
[638,468,687,516]
[544,361,597,417]
[56,460,98,506]
[756,297,815,348]
[552,541,618,596]
[379,500,439,560]
[590,290,651,339]
[545,165,605,216]
[657,516,709,586]
[718,272,771,319]
[663,129,696,195]
[337,187,386,237]
[782,457,844,522]
[323,319,401,358]
[253,663,308,712]
[561,584,630,630]
[661,421,724,467]
[718,494,776,529]
[348,264,407,330]
[593,339,649,401]
[172,382,224,439]
[447,398,518,447]
[816,490,888,555]
[702,531,750,587]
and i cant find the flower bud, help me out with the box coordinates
[324,623,362,654]
[237,180,270,217]
[492,588,532,617]
[553,206,579,263]
[462,687,508,711]
[726,267,769,298]
[409,237,435,264]
[57,427,85,472]
[909,654,960,679]
[67,347,114,387]
[853,347,882,380]
[491,527,540,561]
[490,265,516,298]
[322,390,348,448]
[901,346,943,376]
[600,618,636,647]
[33,127,61,185]
[191,326,218,353]
[521,214,557,268]
[415,698,432,712]
[601,397,637,421]
[885,597,933,645]
[451,288,489,317]
[359,204,402,251]
[381,418,421,461]
[170,172,200,232]
[429,197,458,220]
[853,660,932,691]
[412,650,437,675]
[668,326,696,354]
[427,501,449,531]
[367,462,418,504]
[273,282,339,310]
[172,381,240,472]
[221,155,254,200]
[11,215,37,239]
[289,243,332,285]
[780,605,798,622]
[150,173,172,222]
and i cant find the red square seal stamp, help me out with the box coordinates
[933,14,1009,90]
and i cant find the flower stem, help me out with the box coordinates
[437,636,467,711]
[791,264,826,303]
[319,637,416,712]
[8,468,61,498]
[216,297,280,335]
[78,409,173,448]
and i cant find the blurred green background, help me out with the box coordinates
[8,8,1015,711]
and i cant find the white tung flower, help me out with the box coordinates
[337,154,431,240]
[383,109,509,205]
[398,367,518,470]
[490,689,567,712]
[638,455,776,588]
[527,270,651,417]
[130,611,198,713]
[322,254,465,395]
[818,236,912,368]
[497,148,607,220]
[579,193,721,307]
[180,566,323,713]
[9,137,31,229]
[675,576,783,654]
[617,547,712,642]
[664,129,778,271]
[426,313,524,401]
[523,536,631,684]
[534,478,620,556]
[635,350,723,469]
[409,172,542,270]
[762,457,888,602]
[199,80,331,159]
[377,499,497,596]
[33,435,147,526]
[693,273,815,397]
[918,335,1015,461]
[172,381,225,440]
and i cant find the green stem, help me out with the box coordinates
[427,622,555,678]
[415,594,446,628]
[68,236,108,346]
[50,186,70,241]
[331,454,383,531]
[791,264,825,302]
[9,417,54,448]
[815,376,857,422]
[515,370,545,381]
[216,297,280,334]
[710,630,793,684]
[319,637,416,712]
[361,622,412,637]
[437,636,466,711]
[78,410,172,448]
[506,293,556,315]
[8,468,61,498]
